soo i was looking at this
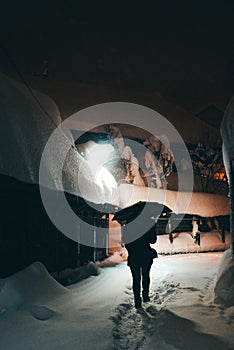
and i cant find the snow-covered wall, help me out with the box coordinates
[214,97,234,307]
[220,97,234,254]
[214,249,234,306]
[220,97,234,184]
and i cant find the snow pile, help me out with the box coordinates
[0,254,233,349]
[52,261,101,285]
[109,229,230,257]
[0,260,126,350]
[97,251,127,267]
[0,262,67,312]
[214,249,234,306]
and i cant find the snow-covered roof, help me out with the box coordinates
[0,73,118,205]
[0,72,61,185]
[23,76,220,144]
[0,72,229,217]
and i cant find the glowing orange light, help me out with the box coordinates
[214,170,227,181]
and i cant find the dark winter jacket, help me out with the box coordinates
[124,226,158,268]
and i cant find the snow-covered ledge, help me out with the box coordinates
[118,183,230,217]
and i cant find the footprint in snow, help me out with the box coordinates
[29,305,56,321]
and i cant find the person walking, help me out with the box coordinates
[112,201,169,309]
[123,224,158,309]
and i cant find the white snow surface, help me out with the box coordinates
[214,249,234,306]
[118,183,230,216]
[220,98,234,191]
[0,72,61,185]
[0,253,233,350]
[220,96,234,164]
[0,72,231,211]
[0,73,119,205]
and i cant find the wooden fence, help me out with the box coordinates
[0,174,110,277]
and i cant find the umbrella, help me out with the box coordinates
[112,201,171,225]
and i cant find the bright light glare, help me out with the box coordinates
[95,166,117,191]
[85,143,114,171]
[83,142,118,192]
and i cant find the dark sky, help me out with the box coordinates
[1,1,234,113]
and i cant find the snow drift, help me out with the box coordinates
[215,249,234,306]
[0,262,68,311]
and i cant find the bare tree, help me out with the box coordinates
[189,141,227,193]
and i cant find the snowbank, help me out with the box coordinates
[214,249,234,306]
[0,262,68,312]
[52,261,101,286]
[108,230,230,263]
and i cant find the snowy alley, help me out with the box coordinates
[0,252,233,350]
[1,4,234,350]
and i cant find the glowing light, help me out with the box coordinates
[82,142,118,192]
[95,166,117,191]
[84,142,114,172]
[214,170,227,181]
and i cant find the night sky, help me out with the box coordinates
[1,1,234,115]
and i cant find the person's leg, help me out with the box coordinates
[142,261,152,302]
[130,266,142,308]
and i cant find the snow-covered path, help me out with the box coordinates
[111,254,234,350]
[0,253,233,350]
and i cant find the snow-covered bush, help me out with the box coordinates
[106,124,174,189]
